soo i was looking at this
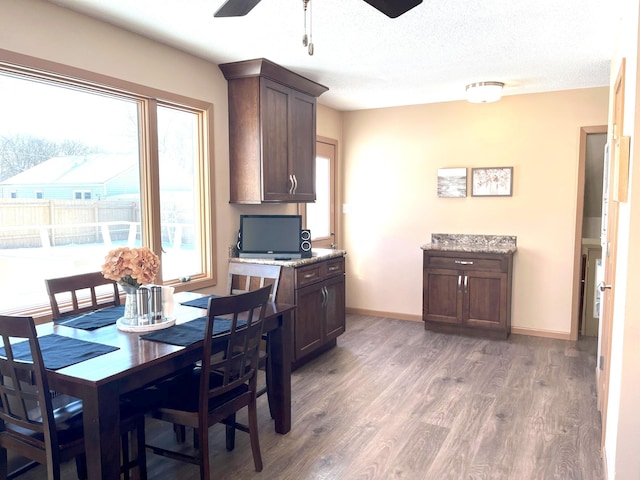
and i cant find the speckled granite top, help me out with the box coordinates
[421,234,517,254]
[230,248,346,267]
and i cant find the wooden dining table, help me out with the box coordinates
[36,292,295,480]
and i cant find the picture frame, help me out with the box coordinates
[471,167,513,197]
[437,168,467,198]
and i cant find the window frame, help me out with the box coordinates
[0,49,217,318]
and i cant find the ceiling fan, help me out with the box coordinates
[214,0,423,19]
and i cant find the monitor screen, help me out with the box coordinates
[239,215,302,258]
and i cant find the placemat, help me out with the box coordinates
[54,305,125,330]
[179,295,220,309]
[0,335,120,370]
[140,317,245,346]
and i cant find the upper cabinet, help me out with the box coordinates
[219,58,329,204]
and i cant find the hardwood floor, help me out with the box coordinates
[19,314,603,479]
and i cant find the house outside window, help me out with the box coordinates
[0,56,216,316]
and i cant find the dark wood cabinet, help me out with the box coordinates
[422,250,513,339]
[277,256,346,366]
[219,58,328,204]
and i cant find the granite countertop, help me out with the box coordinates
[421,234,517,255]
[230,248,346,267]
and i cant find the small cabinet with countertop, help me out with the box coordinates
[219,58,329,204]
[230,249,346,368]
[422,234,516,339]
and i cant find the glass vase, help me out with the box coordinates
[121,285,139,324]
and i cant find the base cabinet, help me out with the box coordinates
[277,256,346,367]
[422,250,513,339]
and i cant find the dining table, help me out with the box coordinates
[35,291,295,480]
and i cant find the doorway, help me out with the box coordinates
[572,125,607,342]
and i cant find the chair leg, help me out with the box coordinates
[0,447,7,480]
[121,432,131,480]
[247,398,263,472]
[75,454,88,480]
[197,427,210,480]
[174,423,186,443]
[132,417,148,480]
[225,413,236,451]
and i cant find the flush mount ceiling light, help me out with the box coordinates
[465,82,505,103]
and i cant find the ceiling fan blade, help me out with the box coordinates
[361,0,423,18]
[214,0,262,17]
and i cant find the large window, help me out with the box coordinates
[0,56,215,316]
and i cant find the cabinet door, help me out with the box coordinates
[423,268,461,324]
[462,270,507,329]
[324,274,345,340]
[289,90,316,202]
[294,282,324,360]
[261,79,292,201]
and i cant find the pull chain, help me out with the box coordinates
[302,0,314,55]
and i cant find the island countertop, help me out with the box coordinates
[230,248,346,267]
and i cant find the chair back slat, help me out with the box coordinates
[227,263,281,302]
[199,285,271,409]
[45,271,121,318]
[0,315,58,456]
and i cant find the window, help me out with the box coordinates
[74,191,92,200]
[0,54,215,316]
[300,137,337,249]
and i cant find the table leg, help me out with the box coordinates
[81,386,121,479]
[268,311,292,434]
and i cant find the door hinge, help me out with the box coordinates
[599,355,605,371]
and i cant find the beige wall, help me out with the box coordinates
[341,89,609,336]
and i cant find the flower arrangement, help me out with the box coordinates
[101,246,160,289]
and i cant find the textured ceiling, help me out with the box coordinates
[49,0,621,111]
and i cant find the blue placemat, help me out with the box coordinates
[54,305,125,331]
[140,317,245,346]
[0,334,120,370]
[179,295,220,309]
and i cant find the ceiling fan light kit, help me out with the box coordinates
[465,81,505,103]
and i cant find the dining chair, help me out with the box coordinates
[0,315,147,480]
[141,285,272,479]
[227,262,280,401]
[44,271,121,319]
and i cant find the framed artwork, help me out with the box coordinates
[437,168,467,198]
[471,167,513,197]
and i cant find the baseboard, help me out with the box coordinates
[346,307,422,322]
[346,308,572,339]
[510,326,571,340]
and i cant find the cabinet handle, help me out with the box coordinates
[454,260,474,265]
[288,175,295,195]
[303,272,316,279]
[321,286,328,307]
[292,174,298,195]
[328,265,339,271]
[457,275,462,290]
[463,275,468,293]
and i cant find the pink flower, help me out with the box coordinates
[101,247,160,288]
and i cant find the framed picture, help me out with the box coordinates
[437,168,467,198]
[471,167,513,197]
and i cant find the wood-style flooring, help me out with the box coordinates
[19,314,603,479]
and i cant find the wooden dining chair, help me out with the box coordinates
[142,285,272,478]
[45,271,121,319]
[0,315,147,480]
[227,262,280,400]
